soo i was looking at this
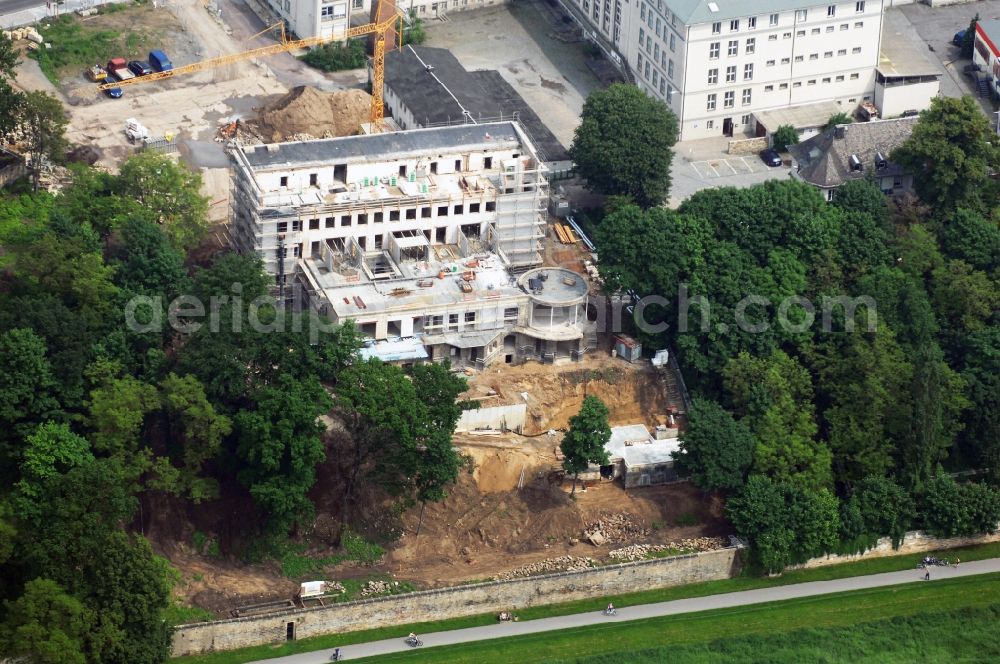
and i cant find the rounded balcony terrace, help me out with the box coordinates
[517,267,589,306]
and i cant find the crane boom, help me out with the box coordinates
[97,2,404,131]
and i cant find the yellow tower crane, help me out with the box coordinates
[98,5,404,131]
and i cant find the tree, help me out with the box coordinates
[931,259,999,335]
[839,476,913,549]
[823,112,853,130]
[937,208,1000,272]
[0,33,22,137]
[891,95,999,211]
[806,330,911,486]
[155,373,232,503]
[85,375,159,460]
[1,578,91,664]
[11,458,137,583]
[724,350,832,490]
[17,91,68,192]
[405,10,426,45]
[673,399,755,493]
[962,14,979,60]
[110,216,189,298]
[14,422,94,516]
[569,83,678,207]
[832,178,889,229]
[920,475,1000,537]
[726,475,840,572]
[959,328,1000,481]
[560,395,611,494]
[234,373,330,535]
[334,358,427,521]
[301,39,367,72]
[80,532,173,664]
[772,124,798,151]
[0,328,62,475]
[116,152,210,252]
[896,342,969,491]
[410,362,467,504]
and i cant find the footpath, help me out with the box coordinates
[250,557,1000,662]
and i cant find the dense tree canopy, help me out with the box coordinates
[569,83,678,207]
[674,399,755,493]
[892,96,1000,211]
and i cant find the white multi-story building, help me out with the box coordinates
[571,0,886,141]
[265,0,359,39]
[230,122,596,367]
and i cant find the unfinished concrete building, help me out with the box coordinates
[229,122,596,367]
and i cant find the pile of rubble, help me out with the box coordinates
[492,556,598,581]
[608,537,731,562]
[583,513,649,545]
[359,579,400,597]
[324,580,346,594]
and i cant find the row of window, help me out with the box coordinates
[709,46,864,81]
[274,202,495,233]
[707,64,754,84]
[706,2,865,35]
[706,89,752,110]
[710,32,862,59]
[760,72,862,91]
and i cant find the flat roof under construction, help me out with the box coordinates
[239,122,527,170]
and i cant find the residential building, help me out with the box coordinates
[788,116,918,200]
[973,18,1000,100]
[265,0,357,39]
[230,122,596,367]
[353,0,510,21]
[569,0,888,141]
[380,45,571,171]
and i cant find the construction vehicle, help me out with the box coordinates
[86,64,107,82]
[97,1,403,131]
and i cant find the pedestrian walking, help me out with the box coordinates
[954,558,960,568]
[924,570,930,581]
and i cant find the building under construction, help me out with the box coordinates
[229,121,596,367]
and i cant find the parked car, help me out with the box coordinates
[953,29,966,46]
[103,82,124,99]
[760,148,782,167]
[148,49,173,72]
[127,60,153,76]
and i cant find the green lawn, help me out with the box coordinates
[171,542,1000,664]
[362,573,1000,663]
[561,604,1000,663]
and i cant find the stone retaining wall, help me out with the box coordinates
[792,528,1000,570]
[171,547,742,656]
[727,136,768,155]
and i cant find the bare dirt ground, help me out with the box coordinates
[463,353,680,434]
[386,473,727,587]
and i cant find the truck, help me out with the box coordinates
[106,58,135,81]
[148,50,173,73]
[86,64,107,82]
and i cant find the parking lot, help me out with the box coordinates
[689,155,780,178]
[898,2,998,114]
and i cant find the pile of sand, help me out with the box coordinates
[254,86,371,142]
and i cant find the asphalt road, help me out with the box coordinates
[0,0,45,14]
[252,557,1000,662]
